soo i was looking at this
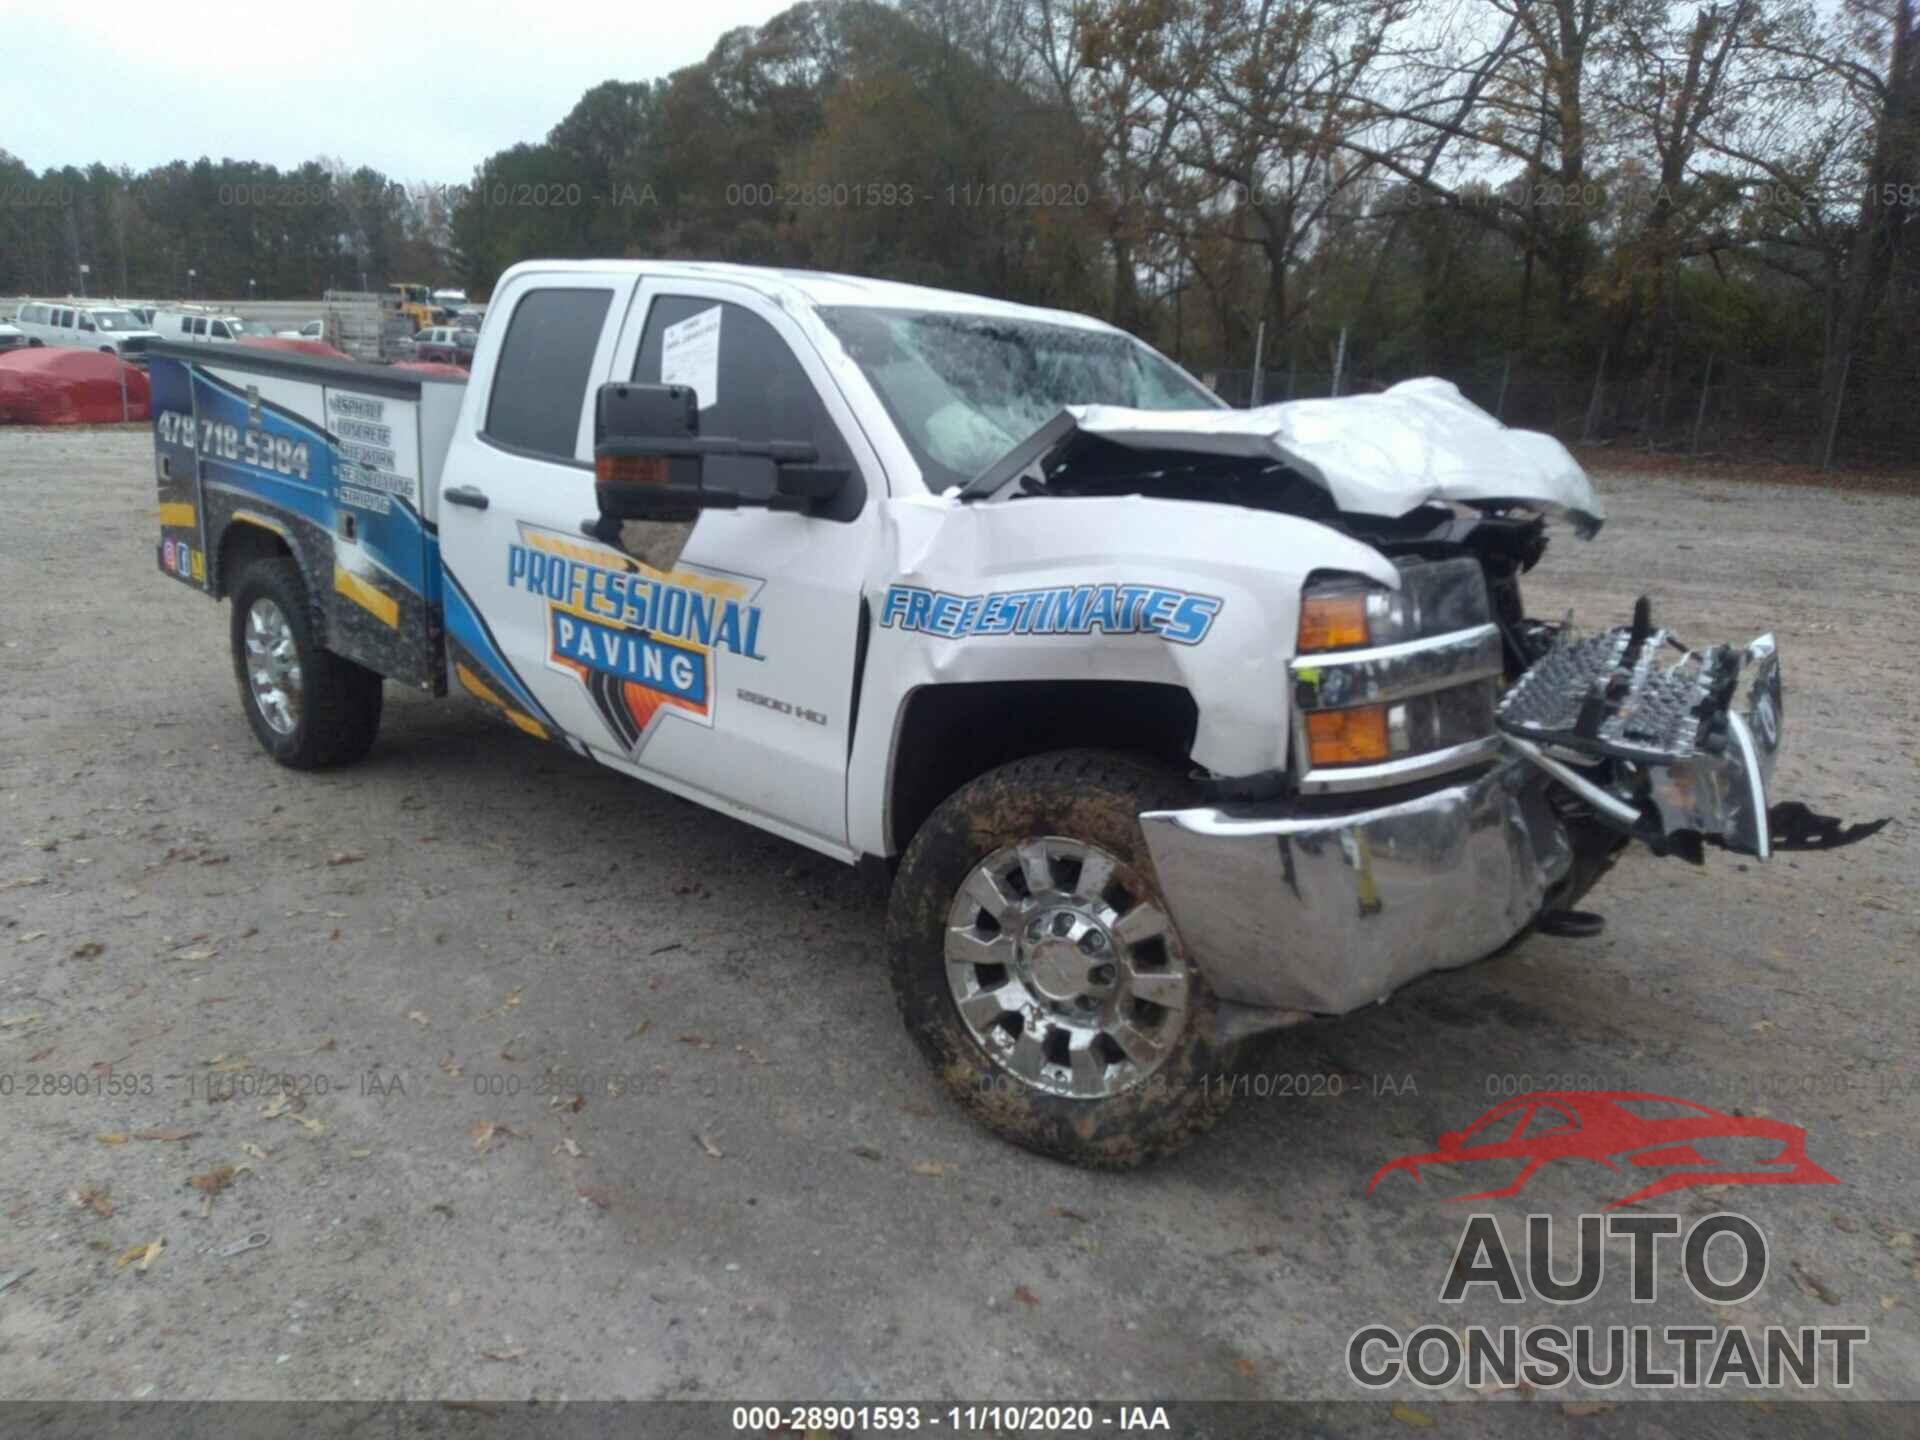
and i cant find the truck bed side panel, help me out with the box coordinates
[150,346,446,692]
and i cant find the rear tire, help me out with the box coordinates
[229,556,383,769]
[887,749,1239,1168]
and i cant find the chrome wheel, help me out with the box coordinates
[945,837,1190,1099]
[244,597,302,735]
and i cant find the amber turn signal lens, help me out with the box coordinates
[1297,593,1370,652]
[595,453,668,487]
[1305,706,1391,766]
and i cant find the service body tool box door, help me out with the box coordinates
[152,351,209,588]
[149,343,465,691]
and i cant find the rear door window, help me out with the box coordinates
[484,287,613,461]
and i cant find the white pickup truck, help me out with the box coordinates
[148,260,1785,1166]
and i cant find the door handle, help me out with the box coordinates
[444,485,490,510]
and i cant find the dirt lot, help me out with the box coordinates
[1,429,1916,1423]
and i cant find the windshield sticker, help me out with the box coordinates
[660,305,721,410]
[508,523,764,751]
[881,582,1222,646]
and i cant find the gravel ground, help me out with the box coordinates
[0,429,1915,1425]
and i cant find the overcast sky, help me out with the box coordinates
[2,0,793,182]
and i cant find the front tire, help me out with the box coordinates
[229,556,383,769]
[887,749,1239,1168]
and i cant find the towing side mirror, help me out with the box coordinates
[591,381,849,538]
[593,382,705,527]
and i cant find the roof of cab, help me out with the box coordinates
[494,259,1115,333]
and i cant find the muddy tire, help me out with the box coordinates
[887,749,1239,1168]
[229,557,383,769]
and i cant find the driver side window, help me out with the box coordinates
[633,295,864,521]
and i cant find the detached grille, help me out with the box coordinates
[1498,618,1741,764]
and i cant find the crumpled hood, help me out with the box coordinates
[1063,377,1604,534]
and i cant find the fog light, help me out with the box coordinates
[1305,706,1390,765]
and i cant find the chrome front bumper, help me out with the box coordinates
[1141,632,1784,1020]
[1141,758,1569,1016]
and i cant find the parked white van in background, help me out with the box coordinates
[12,300,161,359]
[151,310,273,345]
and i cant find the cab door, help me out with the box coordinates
[596,278,885,858]
[432,272,639,756]
[437,271,883,860]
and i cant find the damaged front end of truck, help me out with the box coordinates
[957,379,1794,1024]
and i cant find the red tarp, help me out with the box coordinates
[237,336,352,361]
[0,348,151,424]
[390,361,469,379]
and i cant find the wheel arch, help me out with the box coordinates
[214,512,341,647]
[214,516,296,600]
[882,679,1199,857]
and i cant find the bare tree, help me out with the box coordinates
[1017,0,1208,332]
[1133,0,1416,355]
[1784,0,1918,443]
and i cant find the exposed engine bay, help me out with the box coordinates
[959,387,1802,877]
